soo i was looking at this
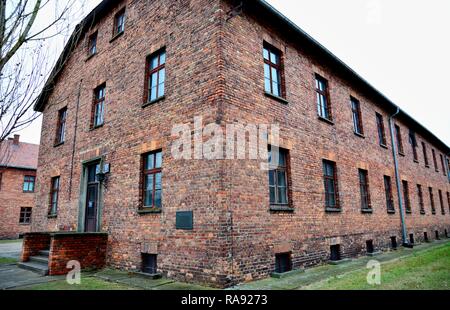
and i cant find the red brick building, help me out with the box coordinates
[29,0,449,287]
[0,135,39,239]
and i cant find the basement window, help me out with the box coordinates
[423,232,429,243]
[435,231,440,240]
[275,253,292,274]
[409,233,415,244]
[330,244,341,262]
[366,240,374,254]
[390,236,397,249]
[445,229,448,238]
[142,254,157,274]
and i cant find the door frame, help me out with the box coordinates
[78,157,104,232]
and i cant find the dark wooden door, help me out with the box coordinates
[85,163,100,232]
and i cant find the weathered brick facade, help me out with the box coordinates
[31,0,450,287]
[0,136,38,239]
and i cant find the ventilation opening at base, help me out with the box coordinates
[366,240,374,254]
[142,253,157,274]
[390,236,397,249]
[409,233,414,244]
[330,244,341,261]
[423,232,429,242]
[435,230,440,240]
[445,229,448,238]
[275,252,292,274]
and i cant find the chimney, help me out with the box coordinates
[13,134,20,145]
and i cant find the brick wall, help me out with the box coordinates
[21,233,51,261]
[31,0,450,288]
[0,168,36,239]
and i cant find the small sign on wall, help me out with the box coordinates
[176,211,193,230]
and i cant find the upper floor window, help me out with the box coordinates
[92,84,105,128]
[440,154,446,176]
[0,172,2,191]
[145,49,166,103]
[113,8,126,36]
[395,125,404,155]
[351,97,364,136]
[417,184,425,214]
[19,207,32,225]
[55,107,67,145]
[358,169,371,211]
[142,150,162,209]
[432,149,438,172]
[438,190,445,215]
[429,187,436,214]
[88,31,98,56]
[323,160,339,210]
[23,175,35,193]
[316,75,332,121]
[422,142,429,167]
[402,180,411,214]
[49,176,60,216]
[263,44,283,98]
[384,176,394,213]
[409,130,418,162]
[447,192,450,213]
[268,147,290,207]
[376,113,387,147]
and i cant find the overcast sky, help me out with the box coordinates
[17,0,450,147]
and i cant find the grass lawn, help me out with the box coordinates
[0,239,22,244]
[18,277,137,290]
[304,243,450,290]
[0,257,17,265]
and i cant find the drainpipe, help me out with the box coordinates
[389,107,410,247]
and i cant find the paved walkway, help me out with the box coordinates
[0,240,22,259]
[231,240,450,290]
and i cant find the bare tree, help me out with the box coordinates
[0,0,84,144]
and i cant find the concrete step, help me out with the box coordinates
[38,250,50,257]
[17,261,49,276]
[29,255,49,264]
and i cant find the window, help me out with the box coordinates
[92,84,105,128]
[447,192,450,213]
[409,233,414,244]
[142,150,162,209]
[263,44,283,98]
[88,31,98,56]
[55,107,67,145]
[142,254,157,274]
[275,253,292,274]
[409,130,418,162]
[422,142,429,167]
[23,175,35,193]
[402,180,411,213]
[384,176,394,213]
[0,172,3,191]
[438,190,445,215]
[316,75,332,121]
[323,160,339,210]
[49,177,60,215]
[395,125,404,155]
[417,184,425,214]
[440,154,446,176]
[268,147,290,207]
[376,113,387,146]
[366,240,374,254]
[19,207,32,224]
[351,97,364,135]
[432,149,438,172]
[145,49,166,103]
[429,187,436,214]
[359,169,371,211]
[390,236,397,249]
[113,9,126,36]
[330,244,341,261]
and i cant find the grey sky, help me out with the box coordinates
[17,0,450,147]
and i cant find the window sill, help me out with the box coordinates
[23,191,35,194]
[325,207,341,213]
[142,96,165,108]
[425,165,430,168]
[47,214,57,219]
[361,208,373,214]
[387,210,396,214]
[138,208,162,215]
[413,159,419,163]
[398,152,405,157]
[19,223,31,226]
[90,124,104,131]
[110,31,124,43]
[269,206,294,212]
[54,142,64,148]
[85,52,98,62]
[354,132,365,139]
[264,92,289,104]
[318,116,334,125]
[405,210,412,214]
[432,211,436,215]
[380,144,388,149]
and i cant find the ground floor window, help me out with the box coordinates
[19,207,32,224]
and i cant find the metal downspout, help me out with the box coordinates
[389,107,410,247]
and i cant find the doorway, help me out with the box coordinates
[84,162,101,232]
